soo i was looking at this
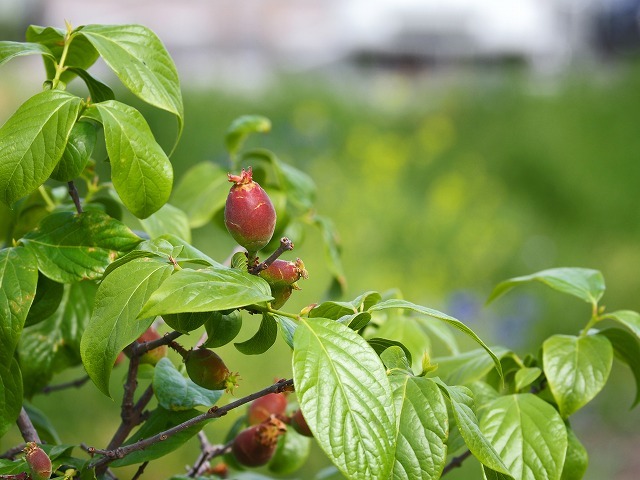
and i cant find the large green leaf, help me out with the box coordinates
[488,268,605,306]
[153,358,223,411]
[560,426,588,480]
[139,203,191,242]
[370,299,503,380]
[234,313,278,355]
[80,258,173,396]
[138,266,272,318]
[110,407,205,467]
[0,247,38,365]
[431,347,510,386]
[543,334,613,417]
[0,41,53,66]
[163,311,213,335]
[435,380,512,477]
[226,115,271,156]
[0,90,82,205]
[480,394,567,480]
[26,25,99,83]
[89,101,173,218]
[171,162,229,228]
[390,374,448,480]
[602,310,640,340]
[0,359,22,437]
[20,281,96,397]
[597,327,640,407]
[292,317,395,480]
[68,67,115,102]
[25,273,64,327]
[21,211,142,283]
[78,24,183,137]
[50,120,97,182]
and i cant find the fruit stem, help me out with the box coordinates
[248,237,294,275]
[247,303,300,321]
[168,340,190,360]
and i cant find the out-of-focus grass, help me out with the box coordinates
[2,62,640,478]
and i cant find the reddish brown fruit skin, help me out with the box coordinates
[24,442,52,480]
[184,348,236,391]
[136,326,167,365]
[247,393,288,425]
[260,258,308,287]
[291,409,313,437]
[225,167,276,254]
[232,418,287,467]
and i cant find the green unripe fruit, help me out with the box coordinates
[24,442,52,480]
[232,418,287,467]
[270,285,294,309]
[224,167,276,254]
[184,348,238,392]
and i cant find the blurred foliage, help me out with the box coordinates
[2,62,640,478]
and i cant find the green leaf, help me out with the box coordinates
[89,101,173,218]
[138,266,272,318]
[0,359,22,438]
[139,203,191,243]
[110,407,206,467]
[226,115,271,156]
[435,380,512,477]
[514,367,542,392]
[153,358,223,411]
[370,299,504,380]
[26,25,99,83]
[488,268,605,306]
[137,234,221,268]
[0,90,82,205]
[338,311,371,330]
[560,426,588,480]
[21,211,142,283]
[203,310,243,347]
[0,41,53,66]
[50,120,97,182]
[368,338,414,367]
[543,334,613,418]
[480,394,567,480]
[68,67,115,102]
[80,258,173,396]
[417,317,460,355]
[171,162,229,228]
[309,301,356,320]
[0,247,38,366]
[603,310,640,340]
[597,327,640,407]
[20,281,96,397]
[234,313,278,355]
[380,346,413,374]
[164,311,212,334]
[374,308,431,372]
[78,24,183,141]
[390,375,448,480]
[311,215,346,296]
[274,313,297,349]
[292,317,396,480]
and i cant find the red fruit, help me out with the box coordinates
[136,326,167,365]
[184,348,239,392]
[232,417,287,467]
[247,393,288,425]
[224,167,276,254]
[24,442,52,480]
[260,258,308,287]
[291,409,313,437]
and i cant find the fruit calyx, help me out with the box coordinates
[24,442,52,480]
[224,167,276,256]
[184,348,239,393]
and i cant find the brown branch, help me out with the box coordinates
[41,375,90,394]
[90,378,294,469]
[442,450,472,476]
[16,408,40,443]
[248,237,294,274]
[0,444,26,460]
[0,473,29,480]
[105,385,154,452]
[187,432,232,477]
[131,330,182,357]
[131,461,149,480]
[68,181,83,214]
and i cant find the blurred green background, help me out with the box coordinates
[2,57,640,479]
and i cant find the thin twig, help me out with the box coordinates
[441,450,472,476]
[131,461,149,480]
[90,378,294,469]
[41,375,90,394]
[0,444,26,460]
[104,385,154,452]
[68,180,83,214]
[16,408,40,443]
[131,330,182,357]
[0,473,29,480]
[248,237,294,274]
[121,346,141,424]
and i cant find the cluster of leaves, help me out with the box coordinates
[0,22,639,480]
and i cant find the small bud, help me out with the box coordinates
[24,442,52,480]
